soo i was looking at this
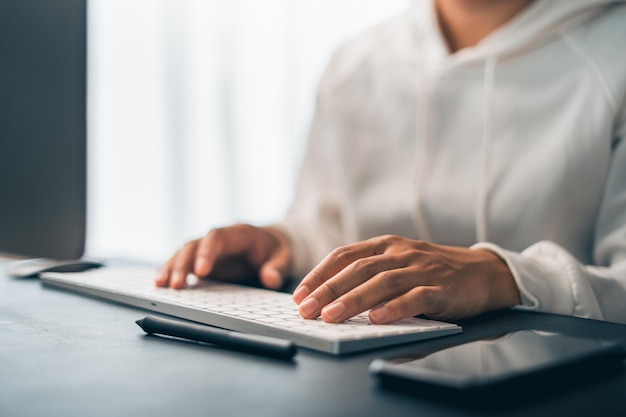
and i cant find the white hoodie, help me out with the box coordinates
[278,0,626,324]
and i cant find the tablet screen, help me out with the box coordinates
[370,329,625,407]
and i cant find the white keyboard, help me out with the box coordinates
[41,267,461,354]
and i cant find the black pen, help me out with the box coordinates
[135,315,297,360]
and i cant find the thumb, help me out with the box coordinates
[259,252,290,290]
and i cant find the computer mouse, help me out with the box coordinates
[6,258,103,278]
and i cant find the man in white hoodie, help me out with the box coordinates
[156,0,626,325]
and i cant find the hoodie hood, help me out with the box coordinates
[412,0,625,66]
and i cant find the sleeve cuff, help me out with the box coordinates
[471,241,577,316]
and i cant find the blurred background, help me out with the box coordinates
[86,0,410,263]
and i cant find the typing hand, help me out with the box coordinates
[292,235,520,323]
[155,224,293,290]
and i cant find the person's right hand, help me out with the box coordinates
[155,224,293,290]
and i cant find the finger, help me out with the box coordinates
[155,248,188,287]
[299,255,405,322]
[259,264,282,290]
[193,231,224,277]
[259,244,291,290]
[155,257,175,287]
[319,266,418,322]
[169,240,201,289]
[193,225,258,278]
[369,286,445,324]
[293,238,385,304]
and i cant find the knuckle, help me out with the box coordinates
[349,288,365,309]
[394,250,415,266]
[351,258,376,276]
[305,267,325,287]
[380,234,396,241]
[321,280,341,301]
[376,234,412,253]
[329,246,352,263]
[382,296,413,321]
[413,239,433,251]
[377,270,393,281]
[377,270,405,290]
[395,296,413,316]
[415,286,436,306]
[378,234,398,245]
[412,286,443,316]
[375,234,395,248]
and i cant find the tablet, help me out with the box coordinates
[370,330,625,409]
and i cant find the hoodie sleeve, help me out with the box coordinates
[473,122,626,324]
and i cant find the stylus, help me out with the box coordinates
[135,315,297,360]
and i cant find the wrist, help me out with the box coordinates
[476,248,522,312]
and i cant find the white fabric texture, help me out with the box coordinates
[278,0,626,324]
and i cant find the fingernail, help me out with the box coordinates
[322,302,346,322]
[292,285,310,304]
[299,297,319,318]
[369,306,388,323]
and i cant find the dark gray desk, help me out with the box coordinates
[1,260,625,417]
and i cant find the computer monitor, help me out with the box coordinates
[0,0,87,261]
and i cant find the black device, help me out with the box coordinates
[0,0,88,261]
[370,329,625,409]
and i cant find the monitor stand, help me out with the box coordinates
[6,258,104,278]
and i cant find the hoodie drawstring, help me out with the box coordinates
[476,55,497,243]
[412,34,433,242]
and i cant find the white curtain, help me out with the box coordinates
[86,0,409,263]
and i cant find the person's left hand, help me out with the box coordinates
[292,235,521,323]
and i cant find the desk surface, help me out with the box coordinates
[1,260,625,417]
